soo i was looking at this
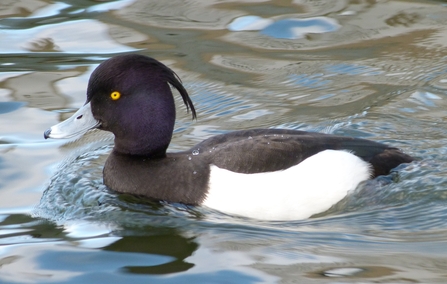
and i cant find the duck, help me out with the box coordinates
[44,54,413,220]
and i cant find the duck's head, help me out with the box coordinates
[44,54,196,157]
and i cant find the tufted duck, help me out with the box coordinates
[44,54,413,220]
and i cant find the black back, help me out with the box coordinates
[191,129,413,176]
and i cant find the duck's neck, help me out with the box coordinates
[113,128,172,158]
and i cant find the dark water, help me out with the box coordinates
[1,0,447,282]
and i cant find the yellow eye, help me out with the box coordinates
[110,91,121,100]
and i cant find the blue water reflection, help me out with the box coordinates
[325,64,384,76]
[228,16,340,39]
[286,74,331,88]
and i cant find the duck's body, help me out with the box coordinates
[44,54,413,220]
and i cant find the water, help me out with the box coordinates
[1,0,447,282]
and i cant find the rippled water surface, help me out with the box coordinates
[2,0,447,283]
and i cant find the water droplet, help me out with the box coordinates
[192,150,199,155]
[188,156,192,160]
[323,267,364,277]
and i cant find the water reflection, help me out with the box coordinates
[228,16,340,39]
[0,214,199,281]
[105,234,197,274]
[0,101,24,115]
[1,20,137,54]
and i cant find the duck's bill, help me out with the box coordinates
[44,102,101,139]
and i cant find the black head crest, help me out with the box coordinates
[87,54,197,120]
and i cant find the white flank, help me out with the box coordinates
[203,150,372,221]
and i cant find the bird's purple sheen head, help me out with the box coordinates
[86,54,196,157]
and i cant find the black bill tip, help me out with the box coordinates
[44,129,51,139]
